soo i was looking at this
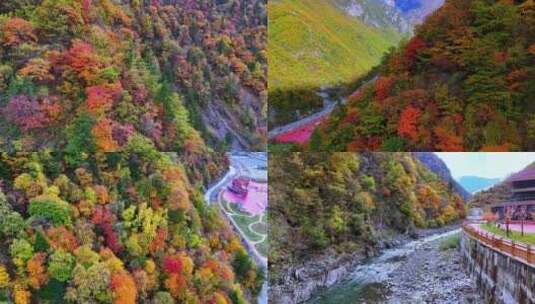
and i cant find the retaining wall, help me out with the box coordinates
[461,231,535,304]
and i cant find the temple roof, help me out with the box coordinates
[507,163,535,183]
[491,200,535,208]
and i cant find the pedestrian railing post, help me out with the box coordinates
[512,241,515,257]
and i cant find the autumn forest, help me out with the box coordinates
[1,0,535,303]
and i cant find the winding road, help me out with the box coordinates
[204,153,268,304]
[268,91,340,141]
[268,77,377,144]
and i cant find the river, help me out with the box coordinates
[306,229,480,304]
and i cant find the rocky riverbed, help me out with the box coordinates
[384,234,480,304]
[305,229,480,304]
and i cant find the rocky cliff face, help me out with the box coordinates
[334,0,412,34]
[400,0,445,24]
[334,0,446,34]
[413,152,472,200]
[269,251,367,304]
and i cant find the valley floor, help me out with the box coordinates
[305,227,480,304]
[384,235,480,304]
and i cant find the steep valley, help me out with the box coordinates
[268,0,406,127]
[268,152,466,303]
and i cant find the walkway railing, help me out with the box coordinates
[463,224,535,265]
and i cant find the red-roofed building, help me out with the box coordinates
[491,164,535,221]
[228,177,250,197]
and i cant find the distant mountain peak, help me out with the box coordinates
[395,0,421,13]
[334,0,445,34]
[334,0,412,34]
[399,0,445,24]
[458,176,502,194]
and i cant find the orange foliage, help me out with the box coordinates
[480,143,512,152]
[111,272,137,304]
[1,17,37,47]
[18,58,54,82]
[40,99,62,123]
[14,282,31,304]
[27,253,48,289]
[494,51,508,63]
[506,69,529,91]
[346,140,362,152]
[434,125,464,151]
[64,40,102,82]
[210,291,230,304]
[169,185,191,211]
[183,133,205,156]
[375,76,395,101]
[46,226,79,252]
[397,106,421,142]
[148,228,167,253]
[529,43,535,56]
[92,118,119,151]
[343,109,359,125]
[164,273,188,299]
[202,259,234,282]
[86,84,121,114]
[93,185,110,205]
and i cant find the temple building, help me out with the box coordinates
[491,164,535,221]
[227,177,250,198]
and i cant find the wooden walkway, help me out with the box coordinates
[463,224,535,265]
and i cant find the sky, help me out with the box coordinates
[436,153,535,180]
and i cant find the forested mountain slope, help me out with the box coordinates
[0,0,267,151]
[468,182,511,208]
[269,152,465,281]
[0,151,264,303]
[317,0,535,151]
[413,152,471,199]
[268,0,404,126]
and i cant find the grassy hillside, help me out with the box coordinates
[268,0,402,91]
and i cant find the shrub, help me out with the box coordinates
[47,250,75,282]
[29,195,72,226]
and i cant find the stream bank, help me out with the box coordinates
[307,228,480,304]
[270,224,479,304]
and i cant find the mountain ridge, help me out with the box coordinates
[268,0,405,126]
[458,176,502,194]
[317,0,535,151]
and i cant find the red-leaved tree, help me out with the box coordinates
[404,37,426,69]
[3,95,46,132]
[397,105,421,142]
[375,76,395,101]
